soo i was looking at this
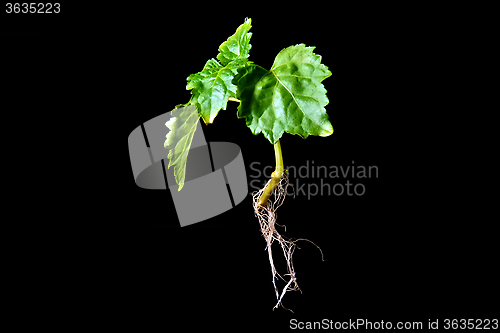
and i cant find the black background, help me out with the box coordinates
[2,3,497,330]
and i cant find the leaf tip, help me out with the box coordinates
[321,122,334,137]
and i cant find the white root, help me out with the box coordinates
[252,173,323,312]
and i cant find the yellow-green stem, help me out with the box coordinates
[257,140,283,207]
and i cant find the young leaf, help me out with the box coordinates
[185,18,253,124]
[186,58,244,124]
[236,44,333,144]
[164,104,200,191]
[217,17,252,65]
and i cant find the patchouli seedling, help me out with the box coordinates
[164,18,331,311]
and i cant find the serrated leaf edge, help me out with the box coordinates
[164,105,201,191]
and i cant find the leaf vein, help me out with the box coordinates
[271,69,305,116]
[276,74,312,79]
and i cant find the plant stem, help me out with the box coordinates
[228,97,241,103]
[258,139,284,207]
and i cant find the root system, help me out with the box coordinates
[253,173,323,312]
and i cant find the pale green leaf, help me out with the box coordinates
[164,104,200,191]
[236,44,333,144]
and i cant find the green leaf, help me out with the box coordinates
[217,17,252,65]
[164,104,200,191]
[186,58,243,124]
[236,44,333,144]
[185,18,252,124]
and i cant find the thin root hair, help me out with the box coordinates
[252,173,323,312]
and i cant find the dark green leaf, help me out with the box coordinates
[217,17,252,65]
[185,18,253,124]
[236,44,333,144]
[186,58,242,124]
